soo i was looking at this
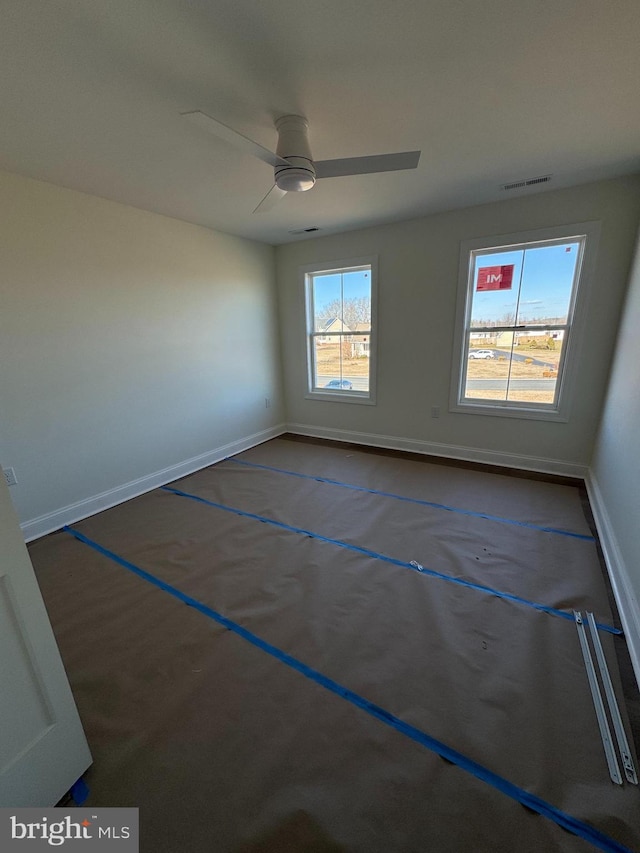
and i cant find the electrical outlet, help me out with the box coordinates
[3,467,17,487]
[431,406,440,419]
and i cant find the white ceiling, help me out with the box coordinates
[2,0,639,245]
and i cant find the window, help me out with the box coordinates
[304,257,377,402]
[450,222,600,421]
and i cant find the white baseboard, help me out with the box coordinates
[285,423,589,479]
[22,424,287,542]
[586,472,640,691]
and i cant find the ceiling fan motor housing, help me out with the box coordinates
[274,115,316,192]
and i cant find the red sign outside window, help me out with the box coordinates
[476,264,514,291]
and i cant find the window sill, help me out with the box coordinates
[305,390,376,405]
[450,399,568,422]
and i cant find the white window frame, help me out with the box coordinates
[303,256,378,404]
[449,222,600,422]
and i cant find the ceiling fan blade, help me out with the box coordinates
[314,150,421,179]
[253,184,287,214]
[182,110,289,168]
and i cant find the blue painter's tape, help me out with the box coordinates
[63,525,634,853]
[70,777,90,806]
[161,485,620,636]
[225,458,596,542]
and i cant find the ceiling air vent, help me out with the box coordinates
[501,175,552,191]
[288,227,321,235]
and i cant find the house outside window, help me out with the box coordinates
[303,257,377,403]
[450,222,600,422]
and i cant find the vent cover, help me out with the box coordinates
[288,226,320,235]
[502,175,552,191]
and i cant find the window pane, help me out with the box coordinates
[312,335,342,390]
[312,273,343,326]
[343,333,370,393]
[312,270,371,328]
[465,344,509,401]
[312,334,371,393]
[465,330,565,405]
[515,243,580,325]
[469,241,580,330]
[342,270,372,327]
[470,250,524,328]
[505,329,564,405]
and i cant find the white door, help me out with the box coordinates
[0,473,91,806]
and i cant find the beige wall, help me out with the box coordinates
[0,171,283,529]
[277,176,640,473]
[590,225,640,676]
[3,169,640,540]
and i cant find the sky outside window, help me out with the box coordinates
[312,270,371,319]
[471,242,580,325]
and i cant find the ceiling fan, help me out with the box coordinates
[182,111,421,213]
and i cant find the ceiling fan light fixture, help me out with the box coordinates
[275,165,316,192]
